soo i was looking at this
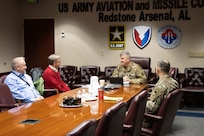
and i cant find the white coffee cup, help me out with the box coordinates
[99,79,105,87]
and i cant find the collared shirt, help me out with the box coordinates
[4,71,41,103]
[111,61,147,84]
[49,65,58,72]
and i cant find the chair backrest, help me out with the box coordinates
[123,90,148,136]
[149,89,183,136]
[80,65,100,84]
[151,67,179,85]
[30,67,43,82]
[0,83,16,111]
[59,65,77,85]
[95,101,127,136]
[66,119,97,136]
[0,75,8,83]
[130,56,151,80]
[104,66,116,79]
[169,67,179,81]
[184,68,204,87]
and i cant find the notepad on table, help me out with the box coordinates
[104,96,123,101]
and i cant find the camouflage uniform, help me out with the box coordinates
[111,61,146,84]
[143,75,179,127]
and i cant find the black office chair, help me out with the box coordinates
[95,101,127,136]
[100,66,116,81]
[66,119,97,136]
[59,65,78,89]
[72,65,100,89]
[180,67,204,107]
[149,67,179,87]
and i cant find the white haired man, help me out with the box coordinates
[4,57,44,103]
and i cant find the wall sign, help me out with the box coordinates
[58,0,203,22]
[157,25,181,49]
[132,25,151,49]
[109,26,125,50]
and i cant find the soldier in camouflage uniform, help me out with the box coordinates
[143,60,179,127]
[111,51,146,84]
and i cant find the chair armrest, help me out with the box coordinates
[123,124,133,131]
[144,113,163,122]
[148,84,156,88]
[15,99,23,104]
[179,78,186,88]
[179,77,185,83]
[0,104,17,108]
[98,75,106,80]
[146,76,157,84]
[72,75,80,79]
[44,89,59,94]
[72,75,81,84]
[70,75,80,84]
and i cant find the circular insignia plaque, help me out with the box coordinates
[157,25,181,49]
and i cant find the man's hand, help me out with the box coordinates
[123,75,131,82]
[35,96,44,101]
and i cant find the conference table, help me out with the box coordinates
[0,83,147,136]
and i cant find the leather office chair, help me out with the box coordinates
[95,101,127,136]
[169,67,179,81]
[59,65,78,89]
[140,89,183,136]
[180,68,204,107]
[66,119,97,136]
[73,65,100,88]
[0,83,19,112]
[0,74,8,83]
[130,56,151,81]
[0,75,23,104]
[149,67,179,87]
[100,66,116,81]
[123,90,148,136]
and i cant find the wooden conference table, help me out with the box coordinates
[0,83,147,136]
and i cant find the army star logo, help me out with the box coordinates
[111,27,123,41]
[109,26,125,50]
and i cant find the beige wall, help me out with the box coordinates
[0,0,23,72]
[0,0,203,73]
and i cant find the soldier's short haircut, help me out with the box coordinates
[48,54,60,65]
[120,51,130,59]
[157,60,170,73]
